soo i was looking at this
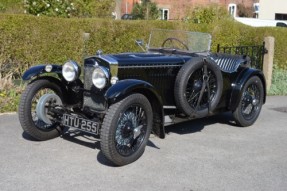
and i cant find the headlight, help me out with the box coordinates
[92,66,109,89]
[62,61,80,82]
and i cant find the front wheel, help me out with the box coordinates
[18,79,64,141]
[100,94,153,166]
[233,76,264,127]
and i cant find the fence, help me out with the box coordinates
[216,42,268,70]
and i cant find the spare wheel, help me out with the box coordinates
[174,57,223,118]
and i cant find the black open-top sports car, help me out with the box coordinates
[19,29,266,166]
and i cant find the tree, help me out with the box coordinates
[237,4,254,18]
[184,5,230,24]
[24,0,115,18]
[24,0,77,17]
[75,0,115,18]
[132,0,159,20]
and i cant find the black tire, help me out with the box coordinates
[18,79,63,141]
[174,58,223,117]
[100,93,153,166]
[233,76,264,127]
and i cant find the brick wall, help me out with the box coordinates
[120,0,259,20]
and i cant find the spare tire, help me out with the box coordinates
[174,57,223,118]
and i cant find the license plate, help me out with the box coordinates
[62,114,99,135]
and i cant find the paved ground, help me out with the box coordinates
[0,96,287,191]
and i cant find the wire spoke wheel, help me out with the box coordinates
[115,105,147,156]
[186,67,218,111]
[241,83,261,120]
[18,79,63,140]
[101,93,153,166]
[174,58,223,117]
[233,76,264,127]
[31,88,59,130]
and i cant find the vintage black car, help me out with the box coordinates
[19,29,266,166]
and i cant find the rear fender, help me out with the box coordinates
[229,68,266,111]
[105,79,165,138]
[22,65,62,81]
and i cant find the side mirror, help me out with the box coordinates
[135,40,146,52]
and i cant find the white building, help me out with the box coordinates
[259,0,287,20]
[229,0,287,27]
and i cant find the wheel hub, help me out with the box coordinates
[133,125,143,139]
[193,80,203,92]
[252,98,259,106]
[36,94,62,124]
[121,121,133,138]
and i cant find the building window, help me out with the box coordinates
[253,3,259,18]
[228,4,237,17]
[160,9,169,20]
[275,13,287,21]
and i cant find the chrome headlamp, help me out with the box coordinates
[92,66,109,89]
[62,61,80,82]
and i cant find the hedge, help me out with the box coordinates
[0,14,287,79]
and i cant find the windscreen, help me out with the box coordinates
[148,29,212,53]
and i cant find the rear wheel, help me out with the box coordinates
[233,76,264,127]
[18,79,63,141]
[100,94,153,166]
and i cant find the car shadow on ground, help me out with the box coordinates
[22,132,40,141]
[61,130,101,149]
[22,112,236,166]
[165,112,236,135]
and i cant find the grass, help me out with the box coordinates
[0,74,24,113]
[268,66,287,96]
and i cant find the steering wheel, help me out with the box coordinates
[161,37,189,50]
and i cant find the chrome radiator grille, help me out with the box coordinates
[84,65,94,90]
[83,65,106,111]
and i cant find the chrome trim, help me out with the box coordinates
[45,65,53,72]
[97,55,118,77]
[119,65,181,69]
[163,106,177,109]
[111,76,119,85]
[97,55,118,64]
[92,66,109,89]
[62,60,80,82]
[98,66,110,79]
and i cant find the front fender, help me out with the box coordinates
[22,65,62,81]
[105,79,162,105]
[229,68,266,111]
[105,79,165,138]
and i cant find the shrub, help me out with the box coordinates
[269,65,287,95]
[237,4,254,18]
[0,14,287,79]
[132,0,159,20]
[24,0,115,18]
[0,0,23,14]
[184,5,230,24]
[0,3,5,12]
[24,0,76,17]
[75,0,115,18]
[0,74,24,112]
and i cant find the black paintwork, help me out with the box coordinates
[22,64,62,80]
[23,51,266,113]
[22,49,266,139]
